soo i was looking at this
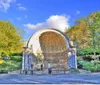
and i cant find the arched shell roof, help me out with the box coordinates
[27,28,71,55]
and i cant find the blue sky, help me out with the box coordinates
[0,0,100,40]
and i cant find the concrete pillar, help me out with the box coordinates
[68,47,77,69]
[22,46,34,70]
[22,52,25,70]
[74,48,77,69]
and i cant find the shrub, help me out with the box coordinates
[77,61,83,69]
[77,48,100,55]
[9,52,22,56]
[96,64,100,71]
[83,56,93,61]
[0,60,21,71]
[78,61,100,72]
[10,56,22,62]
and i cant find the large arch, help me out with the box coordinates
[39,31,69,70]
[27,28,71,55]
[22,28,77,71]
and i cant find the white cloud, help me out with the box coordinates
[17,3,27,11]
[75,10,80,15]
[24,23,36,29]
[24,15,70,32]
[0,0,16,12]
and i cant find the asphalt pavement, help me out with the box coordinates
[0,73,100,84]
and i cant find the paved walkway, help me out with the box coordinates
[0,73,100,84]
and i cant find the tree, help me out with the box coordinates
[66,11,100,56]
[87,12,100,56]
[0,21,24,53]
[66,20,90,48]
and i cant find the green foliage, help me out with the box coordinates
[67,11,100,52]
[77,48,100,55]
[0,60,21,71]
[10,56,22,62]
[78,61,100,72]
[0,21,23,73]
[0,53,22,73]
[77,48,94,55]
[9,52,22,56]
[86,12,100,56]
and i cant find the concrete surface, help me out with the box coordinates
[0,73,100,84]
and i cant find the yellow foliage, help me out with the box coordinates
[66,20,90,48]
[0,59,4,64]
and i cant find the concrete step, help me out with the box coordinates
[20,70,69,75]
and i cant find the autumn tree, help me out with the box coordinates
[66,20,90,48]
[66,11,100,55]
[0,21,24,53]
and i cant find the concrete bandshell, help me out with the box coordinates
[27,28,71,55]
[22,28,77,71]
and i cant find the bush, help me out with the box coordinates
[9,52,22,56]
[77,61,83,69]
[0,60,21,71]
[83,56,93,61]
[78,61,100,72]
[10,56,22,62]
[96,64,100,71]
[77,48,100,55]
[83,62,95,71]
[0,52,22,73]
